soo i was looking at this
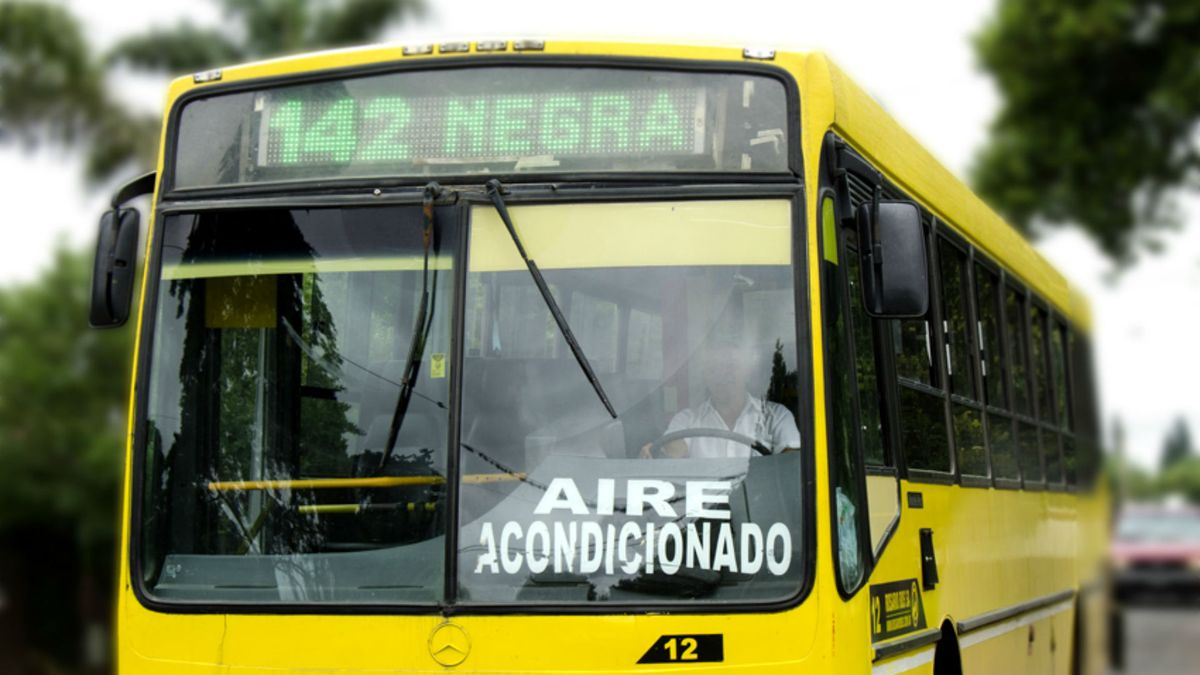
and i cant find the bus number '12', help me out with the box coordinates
[637,634,724,664]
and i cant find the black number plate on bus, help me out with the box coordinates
[638,634,724,664]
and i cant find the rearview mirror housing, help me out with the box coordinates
[856,200,929,318]
[89,208,140,328]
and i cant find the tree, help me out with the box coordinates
[0,2,425,670]
[972,0,1200,263]
[0,246,130,671]
[1160,416,1195,472]
[1,0,425,182]
[1160,458,1200,504]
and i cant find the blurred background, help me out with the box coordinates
[1,0,1198,672]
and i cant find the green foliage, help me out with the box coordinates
[0,2,103,144]
[107,23,245,74]
[1160,416,1194,472]
[1160,457,1200,504]
[1107,420,1200,504]
[309,0,427,49]
[0,246,132,544]
[1,0,426,183]
[973,0,1200,262]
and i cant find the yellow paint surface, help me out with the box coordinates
[469,199,792,271]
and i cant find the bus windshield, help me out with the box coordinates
[139,197,806,607]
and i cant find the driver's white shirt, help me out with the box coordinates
[665,395,801,458]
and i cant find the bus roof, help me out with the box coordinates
[164,39,1090,331]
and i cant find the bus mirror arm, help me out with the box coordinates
[89,171,155,328]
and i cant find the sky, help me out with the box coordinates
[0,0,1195,469]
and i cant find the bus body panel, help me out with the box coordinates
[119,599,825,672]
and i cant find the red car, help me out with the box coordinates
[1111,505,1200,601]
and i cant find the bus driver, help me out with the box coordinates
[641,338,801,459]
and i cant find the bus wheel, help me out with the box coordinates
[933,621,962,675]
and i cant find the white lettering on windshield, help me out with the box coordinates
[476,477,793,578]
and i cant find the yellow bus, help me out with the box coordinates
[89,39,1109,674]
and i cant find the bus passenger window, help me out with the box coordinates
[1019,422,1043,483]
[1030,304,1062,484]
[1051,321,1071,431]
[893,224,950,475]
[1004,286,1030,416]
[975,264,1018,480]
[1029,305,1052,425]
[938,238,986,478]
[1005,285,1040,484]
[1068,331,1097,486]
[1052,321,1074,484]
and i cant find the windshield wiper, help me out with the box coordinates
[377,182,444,472]
[485,179,617,419]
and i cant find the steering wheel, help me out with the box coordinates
[645,428,772,458]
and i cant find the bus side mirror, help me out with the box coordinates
[856,200,929,318]
[89,208,140,328]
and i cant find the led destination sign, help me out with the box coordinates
[173,67,790,188]
[260,87,707,166]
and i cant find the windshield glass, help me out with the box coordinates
[138,197,806,607]
[141,206,457,603]
[458,199,805,604]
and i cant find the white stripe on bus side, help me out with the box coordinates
[871,647,935,675]
[959,599,1074,650]
[870,599,1074,675]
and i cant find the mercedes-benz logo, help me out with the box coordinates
[428,622,471,667]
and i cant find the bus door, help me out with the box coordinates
[819,146,939,662]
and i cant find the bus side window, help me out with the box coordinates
[894,219,951,474]
[938,236,987,479]
[975,263,1019,482]
[1051,319,1074,485]
[1030,302,1063,485]
[1005,284,1042,485]
[820,194,898,593]
[1069,332,1100,487]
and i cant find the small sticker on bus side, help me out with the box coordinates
[869,578,927,642]
[430,353,446,378]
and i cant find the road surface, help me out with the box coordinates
[1112,605,1200,675]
